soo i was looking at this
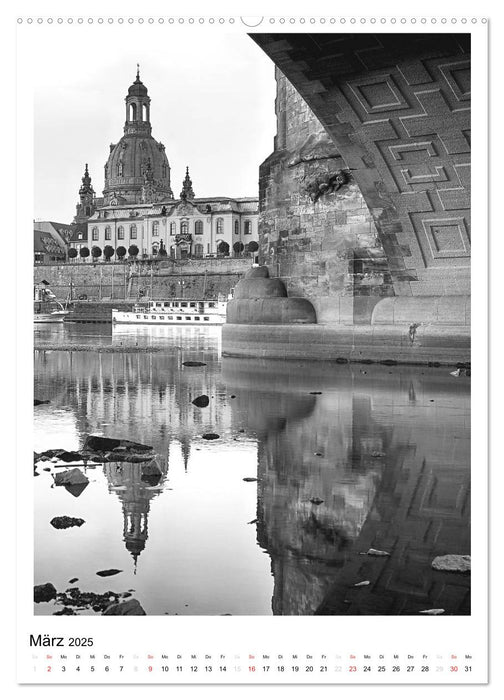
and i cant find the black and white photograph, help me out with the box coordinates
[32,29,472,621]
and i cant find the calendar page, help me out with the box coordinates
[14,1,489,687]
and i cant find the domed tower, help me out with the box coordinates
[103,66,173,205]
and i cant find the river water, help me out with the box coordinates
[33,324,470,616]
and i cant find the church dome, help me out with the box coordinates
[102,68,174,205]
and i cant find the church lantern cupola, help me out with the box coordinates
[124,65,152,136]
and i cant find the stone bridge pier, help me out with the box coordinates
[223,33,470,365]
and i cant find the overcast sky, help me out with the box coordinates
[34,29,277,223]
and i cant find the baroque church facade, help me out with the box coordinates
[73,69,258,260]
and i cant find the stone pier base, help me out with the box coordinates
[222,323,470,366]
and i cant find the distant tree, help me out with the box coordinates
[247,240,259,253]
[217,240,230,256]
[128,244,139,258]
[79,246,90,261]
[233,241,244,255]
[68,248,78,260]
[91,246,102,260]
[116,246,127,260]
[103,245,115,261]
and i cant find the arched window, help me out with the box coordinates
[85,206,91,216]
[129,103,137,121]
[194,243,204,258]
[152,221,159,237]
[244,220,252,235]
[216,218,224,235]
[92,227,99,241]
[234,220,239,235]
[105,226,112,241]
[130,224,137,239]
[170,222,176,236]
[117,226,125,240]
[181,220,189,235]
[195,220,203,235]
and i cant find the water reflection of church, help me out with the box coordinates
[35,347,471,614]
[104,459,168,568]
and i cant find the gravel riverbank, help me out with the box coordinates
[34,343,166,353]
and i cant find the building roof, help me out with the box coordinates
[34,229,66,256]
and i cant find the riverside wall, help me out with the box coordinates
[34,258,251,302]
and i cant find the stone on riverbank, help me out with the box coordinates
[192,394,210,408]
[34,399,50,406]
[243,477,258,482]
[96,569,123,577]
[431,554,471,573]
[56,587,121,612]
[34,582,56,603]
[50,516,85,529]
[102,599,146,616]
[202,433,220,440]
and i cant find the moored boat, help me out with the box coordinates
[34,283,68,323]
[112,297,228,325]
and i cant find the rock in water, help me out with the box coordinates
[50,516,85,529]
[309,391,322,395]
[141,459,162,476]
[102,599,146,616]
[34,399,50,406]
[57,451,85,463]
[310,497,324,505]
[192,395,210,408]
[354,581,370,587]
[96,569,123,577]
[34,583,56,603]
[431,554,471,573]
[182,361,206,367]
[419,609,445,615]
[202,433,220,440]
[68,578,79,584]
[243,477,258,482]
[366,548,390,557]
[83,435,152,453]
[54,468,89,487]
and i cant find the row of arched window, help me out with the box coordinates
[92,225,137,241]
[91,218,253,241]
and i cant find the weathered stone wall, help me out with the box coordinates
[34,258,251,302]
[254,34,471,302]
[259,69,393,324]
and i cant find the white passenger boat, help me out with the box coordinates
[34,284,68,323]
[112,297,228,325]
